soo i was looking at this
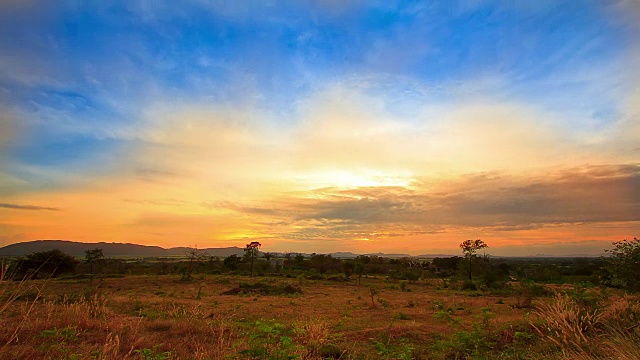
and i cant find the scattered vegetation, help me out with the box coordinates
[0,238,638,359]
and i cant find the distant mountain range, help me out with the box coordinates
[0,240,602,258]
[0,240,457,259]
[0,240,245,258]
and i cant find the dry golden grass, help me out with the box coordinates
[533,291,640,360]
[3,275,634,359]
[532,293,603,349]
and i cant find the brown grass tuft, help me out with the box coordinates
[532,292,603,351]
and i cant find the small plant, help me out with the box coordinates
[513,331,533,345]
[477,307,495,327]
[406,298,416,308]
[373,338,414,360]
[195,285,204,299]
[377,298,390,308]
[239,320,302,359]
[450,324,495,358]
[434,309,461,328]
[432,300,446,310]
[369,287,379,308]
[134,345,174,360]
[39,326,79,342]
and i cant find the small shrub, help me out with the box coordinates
[515,282,548,308]
[437,324,495,359]
[399,280,408,292]
[134,345,173,360]
[369,287,379,308]
[373,338,414,360]
[460,280,477,291]
[239,320,302,359]
[377,298,391,309]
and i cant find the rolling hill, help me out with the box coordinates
[0,240,245,258]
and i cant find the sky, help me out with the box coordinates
[0,1,638,256]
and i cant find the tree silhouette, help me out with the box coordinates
[18,249,78,279]
[184,246,208,279]
[459,239,488,281]
[244,241,261,276]
[84,248,104,274]
[342,261,355,278]
[310,253,331,276]
[223,254,240,270]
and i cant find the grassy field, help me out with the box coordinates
[1,274,639,359]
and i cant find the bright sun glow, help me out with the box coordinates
[293,169,414,189]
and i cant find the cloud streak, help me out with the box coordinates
[0,203,61,211]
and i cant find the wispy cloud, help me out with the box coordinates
[0,203,61,211]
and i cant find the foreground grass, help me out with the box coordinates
[0,275,638,359]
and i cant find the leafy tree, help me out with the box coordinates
[310,253,331,276]
[601,238,640,292]
[223,254,240,270]
[84,248,104,274]
[342,261,355,278]
[356,255,371,264]
[18,249,78,279]
[244,241,261,276]
[460,239,488,281]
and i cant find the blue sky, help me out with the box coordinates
[0,1,638,254]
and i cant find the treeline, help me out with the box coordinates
[4,237,638,293]
[2,248,600,285]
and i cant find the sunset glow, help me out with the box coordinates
[0,1,638,255]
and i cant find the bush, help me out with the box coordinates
[460,280,477,291]
[514,282,549,308]
[601,238,640,292]
[14,249,79,279]
[436,324,495,359]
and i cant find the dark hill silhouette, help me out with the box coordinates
[0,240,244,257]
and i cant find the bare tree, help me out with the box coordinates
[185,246,208,279]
